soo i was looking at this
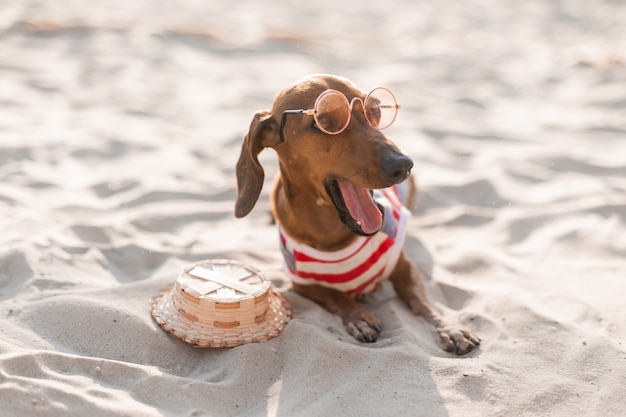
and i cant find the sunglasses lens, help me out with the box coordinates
[314,91,350,134]
[365,88,398,129]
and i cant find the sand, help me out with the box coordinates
[1,0,625,416]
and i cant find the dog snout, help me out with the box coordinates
[382,153,413,184]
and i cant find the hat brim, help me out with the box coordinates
[152,286,292,348]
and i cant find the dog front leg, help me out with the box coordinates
[292,282,382,342]
[390,252,480,355]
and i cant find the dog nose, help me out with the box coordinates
[382,153,413,183]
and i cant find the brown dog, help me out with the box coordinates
[235,74,480,355]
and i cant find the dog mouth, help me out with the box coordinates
[325,178,383,236]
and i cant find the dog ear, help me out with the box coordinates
[235,110,279,218]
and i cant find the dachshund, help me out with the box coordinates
[235,74,480,354]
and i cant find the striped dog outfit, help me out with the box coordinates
[279,181,411,296]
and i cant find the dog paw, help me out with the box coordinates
[344,313,382,343]
[437,326,481,355]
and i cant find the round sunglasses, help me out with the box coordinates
[279,87,400,142]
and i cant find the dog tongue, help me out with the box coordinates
[336,178,382,234]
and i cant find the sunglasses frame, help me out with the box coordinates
[279,87,400,142]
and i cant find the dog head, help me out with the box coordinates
[235,74,412,236]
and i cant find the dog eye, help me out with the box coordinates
[367,101,381,119]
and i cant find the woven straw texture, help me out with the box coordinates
[152,259,292,348]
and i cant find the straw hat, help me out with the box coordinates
[152,259,292,348]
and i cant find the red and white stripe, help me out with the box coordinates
[279,184,411,296]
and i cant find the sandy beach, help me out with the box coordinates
[1,0,625,416]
